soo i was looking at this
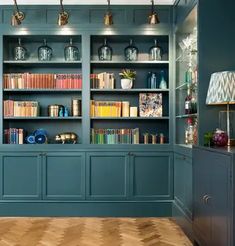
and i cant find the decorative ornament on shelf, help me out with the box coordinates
[26,129,48,144]
[104,0,113,26]
[148,0,160,25]
[14,38,27,61]
[11,0,25,26]
[212,129,228,147]
[64,38,80,61]
[124,39,138,61]
[119,69,136,89]
[57,0,69,26]
[38,39,53,61]
[206,71,235,146]
[55,132,78,144]
[98,38,112,61]
[149,39,162,61]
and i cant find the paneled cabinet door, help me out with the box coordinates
[86,152,129,200]
[43,152,85,200]
[174,153,192,218]
[130,152,173,200]
[0,153,41,200]
[193,148,231,246]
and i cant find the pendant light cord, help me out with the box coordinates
[60,0,65,14]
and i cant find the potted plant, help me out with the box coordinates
[119,69,136,89]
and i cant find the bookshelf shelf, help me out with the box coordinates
[90,89,169,93]
[90,60,169,68]
[3,60,82,68]
[4,89,82,93]
[176,114,198,119]
[91,117,169,120]
[4,117,82,120]
[175,83,197,90]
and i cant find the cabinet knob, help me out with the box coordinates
[202,195,211,204]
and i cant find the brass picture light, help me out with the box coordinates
[11,0,25,26]
[148,0,160,25]
[58,0,69,26]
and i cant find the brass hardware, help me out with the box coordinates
[104,0,113,26]
[202,195,208,203]
[11,0,25,26]
[57,0,69,26]
[148,0,160,25]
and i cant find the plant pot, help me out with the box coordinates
[121,79,133,89]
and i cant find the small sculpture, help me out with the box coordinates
[55,132,78,144]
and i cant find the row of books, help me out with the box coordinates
[91,128,139,144]
[90,100,122,117]
[4,128,24,144]
[90,73,115,89]
[4,100,39,117]
[3,73,82,89]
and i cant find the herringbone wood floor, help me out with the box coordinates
[0,217,192,246]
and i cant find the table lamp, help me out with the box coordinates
[206,71,235,146]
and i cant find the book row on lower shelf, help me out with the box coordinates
[90,93,163,118]
[4,73,82,89]
[91,128,166,144]
[4,128,79,144]
[4,128,167,145]
[4,99,82,117]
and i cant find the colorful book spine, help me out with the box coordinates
[4,100,39,117]
[4,128,24,144]
[90,100,122,117]
[3,73,82,89]
[90,72,115,89]
[91,128,139,144]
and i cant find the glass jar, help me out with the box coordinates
[98,38,112,61]
[64,38,80,61]
[124,39,138,61]
[14,38,27,61]
[38,39,52,61]
[149,39,162,61]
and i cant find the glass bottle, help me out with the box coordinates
[124,39,138,61]
[38,39,52,61]
[185,118,194,145]
[64,38,80,61]
[159,70,167,89]
[14,38,27,61]
[149,39,162,61]
[98,38,112,61]
[191,90,197,114]
[185,65,193,85]
[150,72,157,89]
[185,87,192,114]
[147,72,152,88]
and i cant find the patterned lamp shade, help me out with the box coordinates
[206,71,235,105]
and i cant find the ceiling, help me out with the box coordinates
[0,0,174,5]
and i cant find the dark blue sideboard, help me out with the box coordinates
[193,146,234,246]
[0,146,173,216]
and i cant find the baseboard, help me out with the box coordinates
[0,201,172,217]
[172,201,193,241]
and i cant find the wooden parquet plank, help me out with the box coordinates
[0,217,192,246]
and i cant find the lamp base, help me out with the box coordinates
[228,139,235,146]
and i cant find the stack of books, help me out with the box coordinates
[90,100,122,117]
[3,73,82,89]
[4,100,39,117]
[90,73,115,89]
[4,128,24,144]
[91,128,139,144]
[55,74,82,89]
